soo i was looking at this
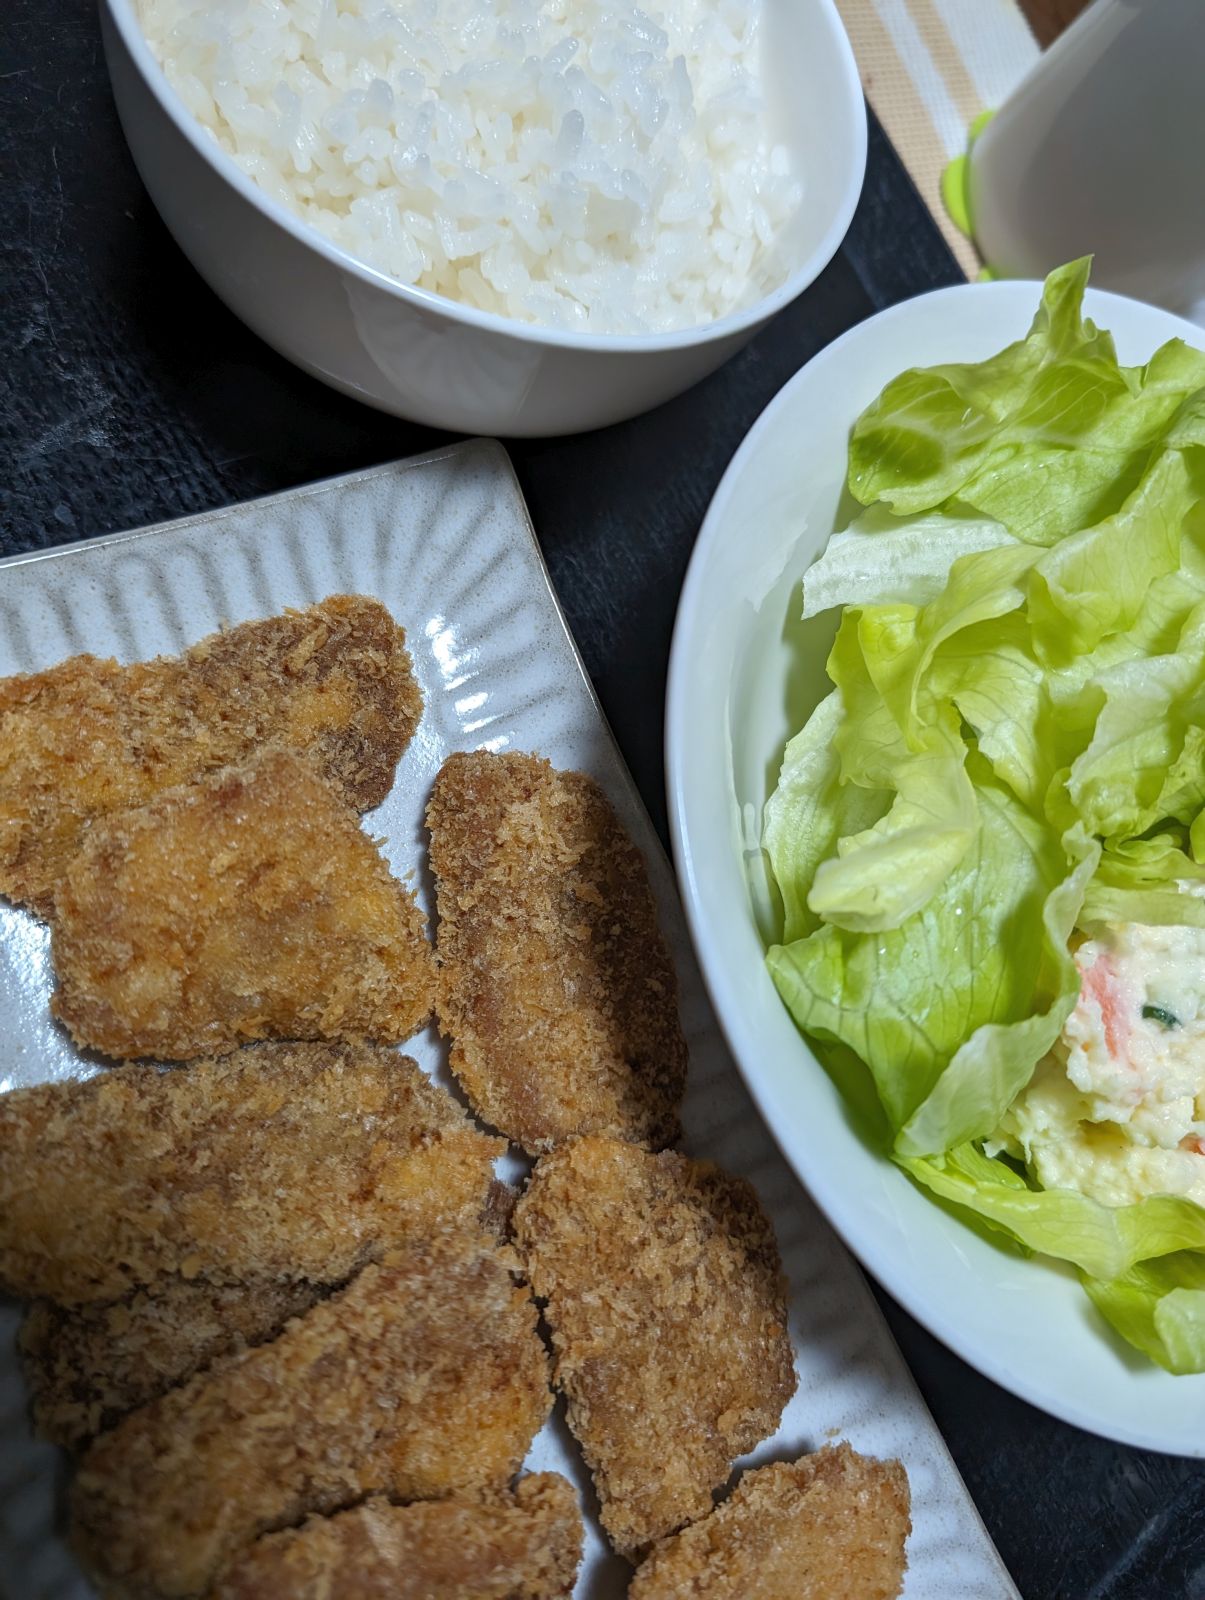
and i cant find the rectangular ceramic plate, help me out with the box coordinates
[0,439,1018,1599]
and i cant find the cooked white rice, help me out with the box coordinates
[134,0,802,334]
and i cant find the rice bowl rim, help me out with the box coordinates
[103,0,868,352]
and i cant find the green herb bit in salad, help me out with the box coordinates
[1142,1004,1182,1030]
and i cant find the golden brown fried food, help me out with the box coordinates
[208,1475,583,1600]
[0,596,420,915]
[629,1444,911,1600]
[21,1173,519,1451]
[427,750,687,1153]
[49,747,435,1059]
[19,1279,326,1452]
[71,1236,552,1600]
[512,1137,796,1557]
[0,1041,501,1304]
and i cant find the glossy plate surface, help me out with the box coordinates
[667,282,1205,1456]
[0,441,1014,1595]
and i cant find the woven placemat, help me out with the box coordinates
[833,0,1039,278]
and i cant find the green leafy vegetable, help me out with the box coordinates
[764,259,1205,1370]
[899,1147,1205,1282]
[768,779,1091,1148]
[800,506,1016,618]
[847,259,1205,545]
[1083,1255,1205,1374]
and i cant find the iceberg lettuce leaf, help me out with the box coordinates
[762,691,889,945]
[763,261,1205,1369]
[801,506,1016,619]
[846,260,1205,544]
[901,1149,1205,1283]
[800,608,980,930]
[1083,1254,1205,1375]
[768,777,1083,1141]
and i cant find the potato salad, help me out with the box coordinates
[998,919,1205,1208]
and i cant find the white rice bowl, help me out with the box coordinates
[133,0,803,334]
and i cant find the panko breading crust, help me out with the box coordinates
[208,1474,583,1600]
[21,1175,519,1452]
[0,595,421,915]
[427,751,687,1153]
[0,1041,502,1305]
[512,1137,796,1557]
[49,748,435,1059]
[20,1279,328,1453]
[70,1236,553,1600]
[629,1444,911,1600]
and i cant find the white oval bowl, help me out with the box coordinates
[99,0,866,436]
[666,279,1205,1455]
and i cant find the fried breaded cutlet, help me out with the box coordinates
[21,1171,519,1452]
[19,1279,326,1453]
[629,1444,911,1600]
[71,1236,553,1600]
[426,750,687,1153]
[208,1475,583,1600]
[0,1041,502,1305]
[0,595,421,915]
[512,1137,796,1557]
[49,747,435,1059]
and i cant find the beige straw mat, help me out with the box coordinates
[833,0,1040,276]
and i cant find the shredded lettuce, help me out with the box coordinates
[764,260,1205,1370]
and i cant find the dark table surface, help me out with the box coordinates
[3,5,1204,1597]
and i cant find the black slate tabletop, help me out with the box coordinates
[3,4,1204,1597]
